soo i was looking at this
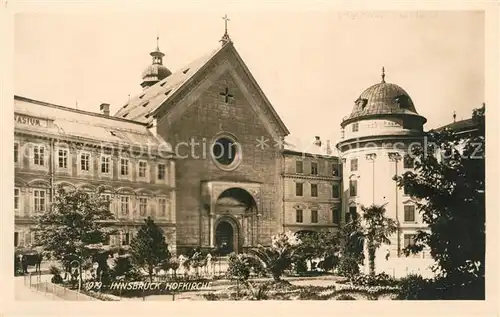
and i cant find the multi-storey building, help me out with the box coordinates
[14,96,177,254]
[16,27,474,266]
[336,69,431,274]
[282,138,342,234]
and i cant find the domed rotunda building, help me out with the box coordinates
[336,68,431,275]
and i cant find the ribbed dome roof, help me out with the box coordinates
[341,71,427,127]
[141,63,172,82]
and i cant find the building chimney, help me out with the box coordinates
[326,140,332,155]
[313,136,322,147]
[100,103,110,116]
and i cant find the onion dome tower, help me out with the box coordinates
[140,36,172,89]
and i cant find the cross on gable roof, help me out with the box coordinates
[113,42,290,137]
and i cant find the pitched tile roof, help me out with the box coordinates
[434,118,479,133]
[14,96,169,149]
[114,46,222,124]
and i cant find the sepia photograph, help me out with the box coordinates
[2,3,496,312]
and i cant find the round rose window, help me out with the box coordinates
[211,136,241,170]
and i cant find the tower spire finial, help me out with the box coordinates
[453,111,456,122]
[220,14,232,45]
[381,66,386,83]
[156,33,160,51]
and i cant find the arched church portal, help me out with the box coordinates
[213,187,258,254]
[215,219,237,255]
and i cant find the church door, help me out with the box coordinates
[215,221,235,255]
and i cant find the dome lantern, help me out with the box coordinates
[140,36,172,89]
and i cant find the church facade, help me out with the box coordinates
[14,32,342,256]
[112,33,343,254]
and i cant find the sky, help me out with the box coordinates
[14,10,485,149]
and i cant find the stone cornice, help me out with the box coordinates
[15,130,174,158]
[283,224,339,228]
[283,173,341,181]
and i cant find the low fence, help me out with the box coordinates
[376,258,436,279]
[24,273,96,301]
[150,259,230,281]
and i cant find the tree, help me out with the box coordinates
[295,230,340,272]
[249,231,301,282]
[32,186,116,281]
[337,212,365,263]
[395,106,485,299]
[358,204,398,275]
[129,217,171,282]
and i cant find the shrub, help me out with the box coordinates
[396,274,430,300]
[336,294,356,300]
[337,257,360,277]
[350,272,397,287]
[293,259,308,275]
[336,284,399,300]
[203,292,220,301]
[298,288,322,300]
[226,253,251,282]
[49,265,64,284]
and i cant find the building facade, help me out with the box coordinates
[336,70,431,273]
[282,144,342,235]
[18,30,467,265]
[14,96,177,254]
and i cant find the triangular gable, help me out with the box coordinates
[150,42,290,137]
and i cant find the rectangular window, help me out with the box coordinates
[347,206,357,222]
[352,122,359,132]
[138,161,147,178]
[101,194,112,209]
[296,209,303,223]
[350,158,358,172]
[58,149,68,169]
[14,232,19,247]
[158,198,167,217]
[104,235,110,245]
[157,164,166,180]
[120,159,129,176]
[332,164,339,176]
[122,233,130,246]
[403,184,410,196]
[404,234,416,249]
[404,205,416,222]
[33,145,45,166]
[120,196,129,215]
[14,143,19,163]
[332,183,340,198]
[80,153,90,171]
[295,183,303,196]
[101,156,110,174]
[404,155,414,169]
[139,197,148,216]
[333,208,340,224]
[311,209,318,223]
[349,179,357,197]
[34,189,46,213]
[296,161,303,174]
[311,184,318,197]
[311,162,318,175]
[14,188,20,212]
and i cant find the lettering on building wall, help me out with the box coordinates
[383,120,402,127]
[14,114,46,127]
